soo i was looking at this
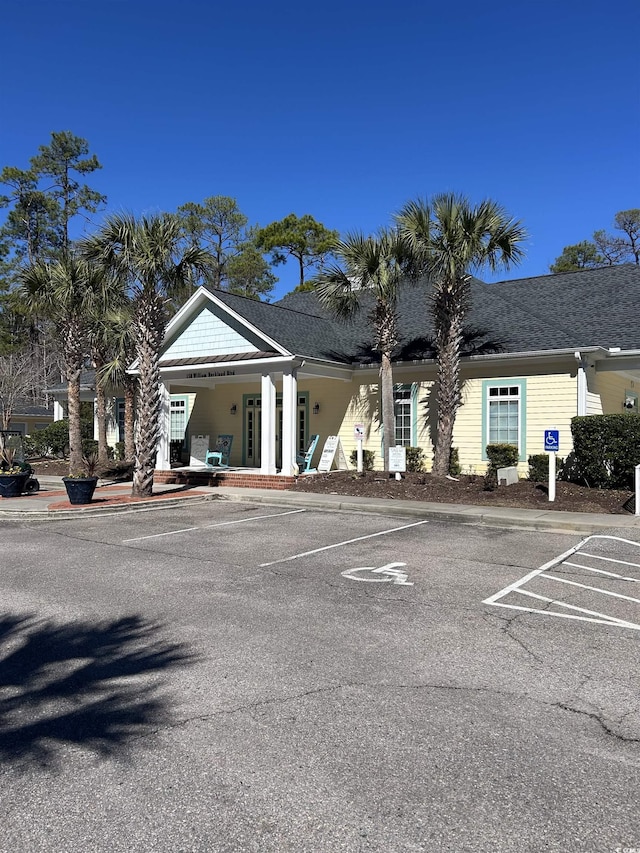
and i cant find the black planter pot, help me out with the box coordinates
[0,472,30,498]
[62,476,98,505]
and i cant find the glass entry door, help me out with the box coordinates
[243,393,308,468]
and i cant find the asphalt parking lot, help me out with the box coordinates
[2,500,640,852]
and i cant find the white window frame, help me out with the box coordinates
[482,379,526,461]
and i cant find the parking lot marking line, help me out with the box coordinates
[122,509,306,543]
[482,538,588,606]
[489,599,640,630]
[573,552,640,570]
[562,560,640,583]
[258,520,429,567]
[514,587,640,629]
[542,573,640,605]
[484,534,640,631]
[582,534,640,549]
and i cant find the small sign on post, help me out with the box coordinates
[388,446,406,478]
[354,424,365,473]
[544,429,559,502]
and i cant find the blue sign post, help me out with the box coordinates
[544,429,559,501]
[544,429,559,453]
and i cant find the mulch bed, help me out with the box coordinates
[292,470,636,515]
[29,459,636,515]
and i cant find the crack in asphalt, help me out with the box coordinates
[146,680,640,746]
[484,611,546,664]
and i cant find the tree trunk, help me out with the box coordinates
[132,295,164,497]
[124,380,136,462]
[67,369,83,474]
[432,312,464,477]
[380,351,395,471]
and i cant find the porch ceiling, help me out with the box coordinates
[159,350,279,368]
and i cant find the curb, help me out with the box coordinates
[213,489,640,535]
[0,493,209,521]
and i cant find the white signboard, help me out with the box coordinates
[190,434,209,466]
[318,435,349,472]
[354,423,365,441]
[388,446,406,473]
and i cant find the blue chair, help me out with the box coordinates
[296,434,319,473]
[205,434,233,468]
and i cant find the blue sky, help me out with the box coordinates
[1,0,638,299]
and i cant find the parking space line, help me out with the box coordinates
[484,534,640,631]
[492,590,640,630]
[543,573,640,605]
[482,539,587,606]
[122,509,306,543]
[574,552,640,570]
[258,520,429,567]
[562,560,640,583]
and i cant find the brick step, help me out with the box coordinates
[154,469,296,490]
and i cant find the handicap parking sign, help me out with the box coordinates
[544,429,559,452]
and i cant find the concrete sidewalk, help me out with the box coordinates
[1,474,639,534]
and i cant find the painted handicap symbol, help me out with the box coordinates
[341,561,413,585]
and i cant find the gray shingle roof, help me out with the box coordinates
[209,288,353,362]
[10,403,54,417]
[45,370,97,393]
[275,264,640,361]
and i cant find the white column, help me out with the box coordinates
[53,400,64,422]
[155,381,171,471]
[575,352,587,416]
[577,364,587,416]
[260,372,277,474]
[93,400,99,440]
[281,366,298,476]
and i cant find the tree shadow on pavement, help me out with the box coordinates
[0,612,197,769]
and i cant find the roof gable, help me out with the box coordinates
[163,304,265,360]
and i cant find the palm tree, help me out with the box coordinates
[87,294,130,465]
[315,228,408,470]
[20,257,106,473]
[81,213,209,497]
[96,303,137,463]
[396,194,526,476]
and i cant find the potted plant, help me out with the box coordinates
[0,444,30,498]
[62,453,100,505]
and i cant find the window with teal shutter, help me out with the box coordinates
[482,379,526,460]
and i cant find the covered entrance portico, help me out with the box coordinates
[153,356,351,477]
[144,284,353,479]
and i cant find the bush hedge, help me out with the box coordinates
[349,448,375,471]
[406,447,426,473]
[570,414,640,489]
[484,443,519,490]
[26,419,95,458]
[449,447,461,476]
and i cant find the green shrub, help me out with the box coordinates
[82,438,99,458]
[22,435,38,459]
[484,443,519,490]
[571,414,640,489]
[528,454,549,482]
[528,453,565,482]
[406,446,426,473]
[486,444,519,469]
[349,448,375,471]
[33,420,70,456]
[449,447,461,476]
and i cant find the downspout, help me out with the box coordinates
[575,352,587,416]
